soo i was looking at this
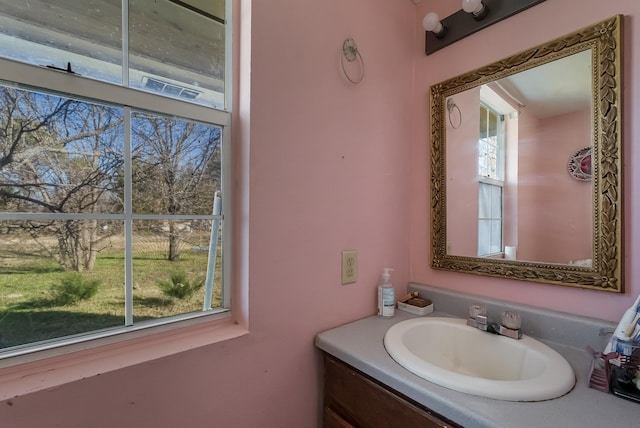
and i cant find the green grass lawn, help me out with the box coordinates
[0,244,222,349]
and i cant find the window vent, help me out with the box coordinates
[142,76,202,100]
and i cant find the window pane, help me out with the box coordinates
[478,140,487,176]
[478,220,490,256]
[478,137,499,179]
[478,104,502,180]
[131,112,222,216]
[478,184,491,218]
[489,220,502,253]
[488,110,498,138]
[490,185,502,218]
[0,84,125,214]
[128,0,225,108]
[132,219,223,321]
[0,0,123,84]
[478,183,503,256]
[480,105,488,139]
[0,220,125,350]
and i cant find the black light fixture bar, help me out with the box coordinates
[425,0,546,55]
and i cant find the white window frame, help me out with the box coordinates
[477,103,505,257]
[478,103,505,181]
[0,1,246,400]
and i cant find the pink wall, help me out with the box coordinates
[515,104,543,259]
[0,0,415,427]
[446,87,480,257]
[518,109,593,263]
[411,0,639,321]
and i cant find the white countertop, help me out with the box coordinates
[315,310,639,428]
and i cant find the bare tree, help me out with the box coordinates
[131,112,221,261]
[0,85,221,268]
[0,86,124,271]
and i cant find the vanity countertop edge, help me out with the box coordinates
[315,284,638,428]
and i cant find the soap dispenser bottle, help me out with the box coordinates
[377,268,395,318]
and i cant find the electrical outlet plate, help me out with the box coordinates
[341,250,357,284]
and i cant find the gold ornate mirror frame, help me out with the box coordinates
[430,15,624,292]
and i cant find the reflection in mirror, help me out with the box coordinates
[430,16,623,292]
[446,50,593,265]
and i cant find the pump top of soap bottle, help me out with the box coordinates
[381,268,394,284]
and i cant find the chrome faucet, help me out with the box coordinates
[467,304,522,340]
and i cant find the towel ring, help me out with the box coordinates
[447,98,462,129]
[341,38,365,84]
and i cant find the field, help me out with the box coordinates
[0,232,222,349]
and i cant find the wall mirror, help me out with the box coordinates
[430,15,623,292]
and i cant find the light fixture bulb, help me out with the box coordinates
[463,0,485,14]
[462,0,489,20]
[423,12,443,34]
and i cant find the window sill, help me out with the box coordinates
[0,314,248,401]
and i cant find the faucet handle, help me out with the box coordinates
[469,303,487,319]
[501,311,521,330]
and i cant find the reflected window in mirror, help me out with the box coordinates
[477,103,505,257]
[478,104,504,181]
[478,182,503,257]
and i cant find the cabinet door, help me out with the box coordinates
[323,354,461,428]
[324,406,355,428]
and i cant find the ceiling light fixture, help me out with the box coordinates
[462,0,489,20]
[423,0,547,55]
[422,12,447,39]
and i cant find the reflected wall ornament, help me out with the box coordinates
[568,147,592,181]
[429,15,624,292]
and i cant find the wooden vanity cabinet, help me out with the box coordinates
[323,353,462,428]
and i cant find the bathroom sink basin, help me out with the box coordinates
[384,317,575,401]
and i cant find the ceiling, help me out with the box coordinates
[496,50,593,119]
